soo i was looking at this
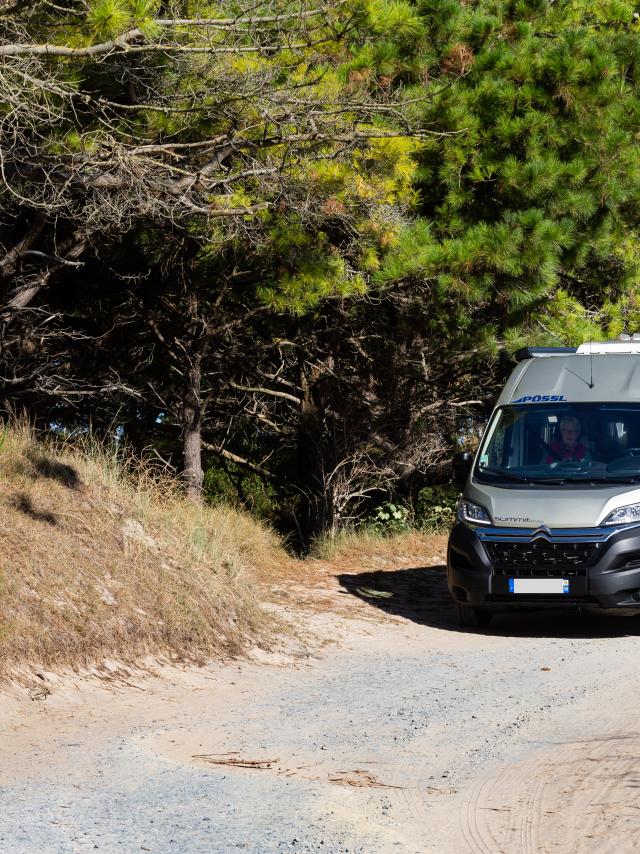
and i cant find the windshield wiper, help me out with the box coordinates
[477,467,532,483]
[583,476,640,484]
[477,469,640,486]
[523,476,640,486]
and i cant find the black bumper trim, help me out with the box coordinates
[447,522,640,610]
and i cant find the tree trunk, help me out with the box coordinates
[182,357,204,501]
[297,362,333,547]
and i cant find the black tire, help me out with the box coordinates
[456,604,493,628]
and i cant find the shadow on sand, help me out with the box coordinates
[337,564,640,639]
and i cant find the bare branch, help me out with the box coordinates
[228,379,302,405]
[0,215,45,278]
[202,440,274,478]
[0,28,345,58]
[155,5,346,28]
[4,235,87,311]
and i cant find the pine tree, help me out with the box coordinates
[0,0,428,500]
[377,0,640,355]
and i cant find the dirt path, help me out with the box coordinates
[453,723,640,854]
[2,560,640,853]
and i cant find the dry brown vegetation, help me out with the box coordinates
[0,425,288,677]
[309,528,448,566]
[0,425,449,678]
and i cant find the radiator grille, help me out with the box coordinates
[486,539,598,568]
[488,594,594,604]
[492,566,587,578]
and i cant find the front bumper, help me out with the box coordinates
[447,521,640,610]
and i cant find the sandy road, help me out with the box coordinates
[455,725,640,854]
[2,562,640,853]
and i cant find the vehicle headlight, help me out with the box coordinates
[601,503,640,526]
[457,499,492,526]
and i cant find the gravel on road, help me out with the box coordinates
[2,565,640,853]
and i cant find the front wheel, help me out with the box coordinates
[456,604,493,628]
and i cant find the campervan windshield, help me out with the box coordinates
[476,403,640,484]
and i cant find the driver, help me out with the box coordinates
[544,415,589,463]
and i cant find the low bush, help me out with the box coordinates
[415,485,458,531]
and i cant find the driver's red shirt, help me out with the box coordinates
[544,441,588,464]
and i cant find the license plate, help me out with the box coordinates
[509,578,569,595]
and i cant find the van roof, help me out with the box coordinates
[516,340,640,361]
[499,352,640,406]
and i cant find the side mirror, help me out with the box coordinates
[452,451,473,489]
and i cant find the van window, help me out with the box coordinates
[475,403,640,484]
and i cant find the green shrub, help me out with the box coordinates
[415,485,458,531]
[370,501,412,534]
[203,465,238,506]
[239,473,278,521]
[204,465,278,522]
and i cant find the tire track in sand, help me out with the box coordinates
[458,716,640,854]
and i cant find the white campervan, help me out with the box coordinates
[448,336,640,626]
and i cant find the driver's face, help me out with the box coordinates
[561,421,580,448]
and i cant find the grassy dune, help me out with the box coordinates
[0,426,286,676]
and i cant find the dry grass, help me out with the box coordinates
[310,527,448,567]
[0,425,287,677]
[0,424,452,678]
